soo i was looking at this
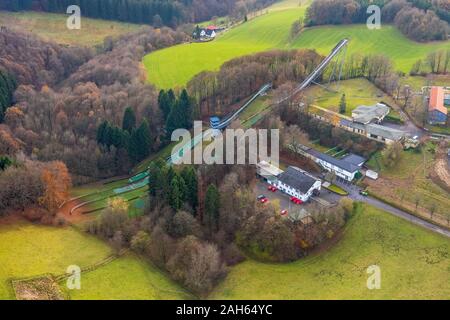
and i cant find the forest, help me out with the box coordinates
[0,70,16,123]
[0,26,187,183]
[0,0,277,27]
[305,0,449,42]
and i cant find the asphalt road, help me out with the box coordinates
[341,182,450,238]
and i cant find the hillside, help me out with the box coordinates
[210,204,450,299]
[0,11,143,46]
[0,218,189,299]
[143,0,450,89]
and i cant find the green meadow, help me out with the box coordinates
[0,220,187,300]
[143,0,450,89]
[210,204,450,300]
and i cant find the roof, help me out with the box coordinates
[341,153,366,167]
[429,87,448,115]
[257,161,284,177]
[340,119,405,141]
[288,208,311,222]
[277,167,319,194]
[206,25,217,30]
[307,149,360,173]
[366,123,405,141]
[352,103,390,124]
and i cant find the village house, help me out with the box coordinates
[428,86,448,125]
[276,167,322,202]
[256,162,321,202]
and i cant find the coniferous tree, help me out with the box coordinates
[205,184,220,232]
[181,166,198,210]
[339,94,347,114]
[169,175,183,210]
[122,107,136,133]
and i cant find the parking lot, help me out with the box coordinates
[255,179,341,215]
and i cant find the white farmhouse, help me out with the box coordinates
[276,167,321,202]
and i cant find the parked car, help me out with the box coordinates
[290,196,303,205]
[268,185,277,192]
[280,209,288,216]
[257,195,269,203]
[359,190,369,197]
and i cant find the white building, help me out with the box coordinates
[306,149,366,182]
[276,167,321,202]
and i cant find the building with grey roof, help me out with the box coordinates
[340,119,405,144]
[352,103,390,124]
[306,148,365,182]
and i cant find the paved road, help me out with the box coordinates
[340,182,450,238]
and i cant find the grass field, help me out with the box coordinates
[0,11,142,46]
[64,254,191,300]
[143,0,450,89]
[0,220,112,299]
[0,219,187,300]
[305,78,401,117]
[143,0,310,88]
[210,204,450,299]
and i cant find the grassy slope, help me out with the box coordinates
[0,220,187,300]
[144,0,450,89]
[291,25,450,73]
[65,254,191,300]
[210,204,450,299]
[0,221,112,299]
[143,0,309,88]
[305,78,400,116]
[0,11,142,46]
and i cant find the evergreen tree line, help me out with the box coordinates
[148,159,222,235]
[148,160,199,212]
[0,70,16,123]
[97,107,153,163]
[0,0,182,26]
[0,0,33,12]
[158,88,195,138]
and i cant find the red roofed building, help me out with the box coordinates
[428,86,448,125]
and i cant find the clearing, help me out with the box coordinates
[0,11,142,46]
[210,204,450,299]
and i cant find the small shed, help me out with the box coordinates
[366,170,379,180]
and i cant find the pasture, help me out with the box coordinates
[143,0,450,89]
[0,218,187,300]
[304,78,401,117]
[0,11,142,46]
[210,204,450,299]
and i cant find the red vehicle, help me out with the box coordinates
[290,196,303,205]
[280,209,288,216]
[267,185,277,192]
[257,195,269,203]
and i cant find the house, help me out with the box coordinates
[276,167,321,202]
[305,148,366,182]
[339,119,406,144]
[351,103,390,124]
[428,86,448,125]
